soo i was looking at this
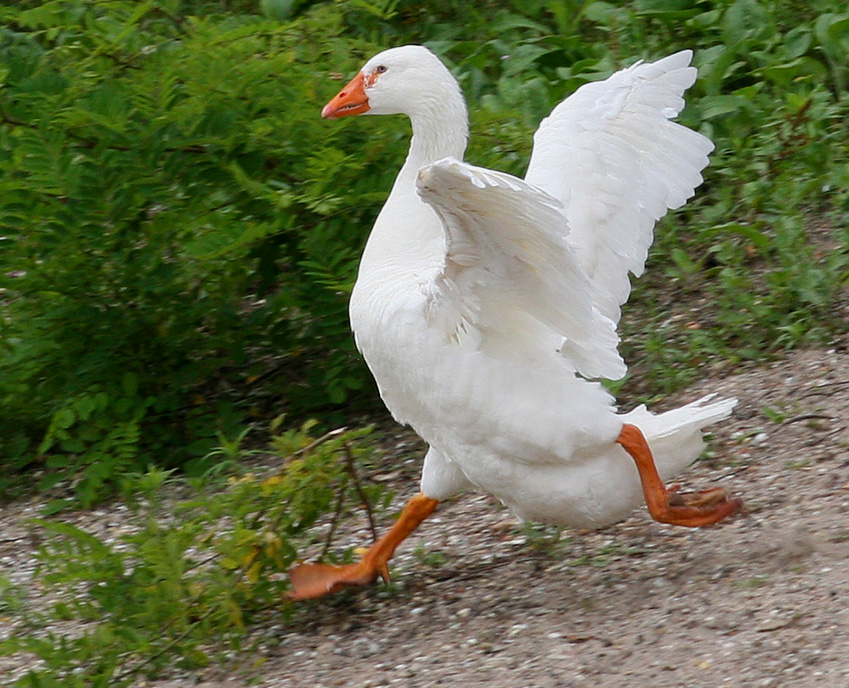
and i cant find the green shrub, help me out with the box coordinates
[1,0,847,500]
[0,1,400,499]
[1,421,390,686]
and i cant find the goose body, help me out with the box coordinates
[289,46,741,599]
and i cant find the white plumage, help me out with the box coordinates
[336,45,733,527]
[288,45,741,600]
[525,50,714,325]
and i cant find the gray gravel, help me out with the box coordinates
[3,344,849,687]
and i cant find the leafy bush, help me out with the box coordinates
[1,422,390,686]
[0,1,401,499]
[0,0,847,499]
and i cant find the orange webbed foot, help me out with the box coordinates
[655,486,743,527]
[617,424,743,528]
[287,560,389,600]
[287,494,438,601]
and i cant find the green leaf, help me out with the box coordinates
[53,408,76,430]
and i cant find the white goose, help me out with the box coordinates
[289,46,742,600]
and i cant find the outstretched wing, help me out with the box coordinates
[525,50,713,323]
[416,157,626,381]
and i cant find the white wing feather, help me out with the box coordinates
[416,158,626,381]
[525,50,713,323]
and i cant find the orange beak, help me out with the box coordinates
[321,71,371,119]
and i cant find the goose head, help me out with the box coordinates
[321,45,465,121]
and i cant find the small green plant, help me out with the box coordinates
[0,573,25,617]
[762,405,789,424]
[0,421,391,686]
[736,575,770,589]
[412,543,448,569]
[521,521,569,555]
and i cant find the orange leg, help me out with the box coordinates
[288,493,439,600]
[616,424,742,527]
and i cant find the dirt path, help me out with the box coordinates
[5,345,849,687]
[255,346,849,688]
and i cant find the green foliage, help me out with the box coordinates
[0,0,848,495]
[0,422,390,686]
[0,573,25,617]
[0,0,398,498]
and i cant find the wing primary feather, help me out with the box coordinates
[525,50,713,329]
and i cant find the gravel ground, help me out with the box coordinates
[3,344,849,687]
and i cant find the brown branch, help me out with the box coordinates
[0,112,37,130]
[782,413,836,425]
[319,475,349,560]
[344,440,378,542]
[111,605,217,683]
[276,427,348,472]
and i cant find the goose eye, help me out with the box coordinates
[376,65,387,73]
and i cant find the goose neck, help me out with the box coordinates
[404,100,469,170]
